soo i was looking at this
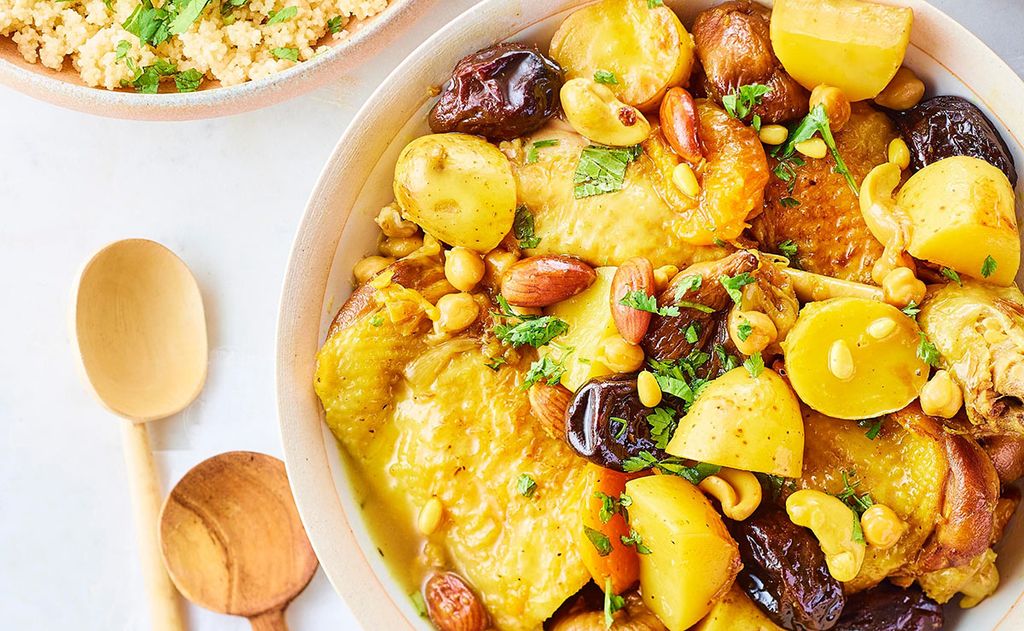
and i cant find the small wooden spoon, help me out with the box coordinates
[76,239,208,631]
[159,452,319,631]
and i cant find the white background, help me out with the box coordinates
[0,0,1021,629]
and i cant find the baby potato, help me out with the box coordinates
[549,0,694,111]
[897,156,1019,286]
[770,0,913,101]
[783,297,928,420]
[393,133,516,252]
[666,367,804,477]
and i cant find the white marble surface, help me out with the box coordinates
[0,1,1020,629]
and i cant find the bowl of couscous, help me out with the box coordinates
[0,0,430,119]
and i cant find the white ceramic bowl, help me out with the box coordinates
[0,0,430,120]
[277,1,1024,628]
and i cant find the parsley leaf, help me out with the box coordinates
[174,68,203,93]
[676,300,715,314]
[779,196,801,208]
[522,355,567,390]
[982,255,998,278]
[684,322,701,344]
[674,274,703,297]
[772,154,806,194]
[858,418,883,440]
[574,145,642,199]
[595,491,631,524]
[737,320,753,342]
[902,301,920,319]
[525,138,559,165]
[484,356,506,371]
[646,0,663,7]
[774,103,858,195]
[584,526,612,556]
[266,5,297,24]
[743,352,765,378]
[604,578,625,629]
[852,511,865,544]
[516,473,537,498]
[369,314,384,327]
[646,407,678,450]
[272,47,299,61]
[513,205,541,248]
[594,69,618,85]
[115,39,132,61]
[941,266,963,286]
[620,528,652,555]
[122,1,172,47]
[719,272,756,304]
[611,417,629,440]
[327,15,345,33]
[778,240,798,260]
[917,332,940,367]
[722,83,772,121]
[126,58,177,93]
[410,591,428,618]
[715,344,740,372]
[835,469,874,515]
[620,290,680,317]
[621,451,720,484]
[492,296,569,348]
[168,0,212,35]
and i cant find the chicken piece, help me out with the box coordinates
[750,103,898,283]
[692,0,809,123]
[919,281,1024,436]
[979,435,1024,484]
[315,259,591,630]
[915,548,1000,607]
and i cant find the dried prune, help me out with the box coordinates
[428,43,564,141]
[893,95,1017,186]
[835,582,943,631]
[727,508,845,630]
[565,374,681,470]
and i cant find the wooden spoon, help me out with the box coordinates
[159,451,319,631]
[76,238,208,631]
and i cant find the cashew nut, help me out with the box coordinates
[859,162,916,283]
[698,468,762,521]
[560,78,651,147]
[786,489,866,582]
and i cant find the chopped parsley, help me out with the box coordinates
[836,469,874,515]
[123,1,172,47]
[982,255,998,278]
[220,0,247,18]
[174,68,203,93]
[774,103,858,195]
[410,591,428,618]
[266,5,297,24]
[620,528,652,554]
[941,266,963,286]
[584,525,613,556]
[593,69,618,85]
[516,473,537,498]
[123,58,178,93]
[852,511,865,544]
[604,578,626,629]
[858,418,884,440]
[525,139,559,165]
[492,296,569,348]
[115,39,131,60]
[674,274,703,297]
[512,205,541,249]
[720,272,756,304]
[622,451,720,484]
[779,196,801,208]
[595,491,632,523]
[715,344,740,371]
[619,290,680,317]
[772,154,806,195]
[684,322,701,344]
[611,417,629,440]
[722,83,772,121]
[760,473,797,499]
[167,0,211,34]
[676,300,715,314]
[484,356,506,371]
[522,355,567,389]
[743,352,765,378]
[573,144,642,199]
[736,320,753,342]
[646,0,663,7]
[647,354,710,408]
[902,301,921,319]
[272,47,299,61]
[917,332,940,367]
[327,15,345,33]
[646,407,678,450]
[369,314,384,327]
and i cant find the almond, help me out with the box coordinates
[610,257,655,344]
[529,382,572,440]
[424,572,489,631]
[501,255,596,307]
[660,87,704,163]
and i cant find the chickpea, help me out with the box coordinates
[672,162,700,198]
[653,265,679,292]
[888,138,911,170]
[560,78,651,147]
[417,498,444,536]
[881,266,926,309]
[435,293,479,334]
[353,255,394,284]
[795,137,828,160]
[860,504,907,550]
[380,235,424,258]
[375,203,419,238]
[483,248,520,289]
[810,85,851,132]
[920,369,964,418]
[728,309,778,356]
[600,335,645,373]
[758,124,789,146]
[828,339,855,381]
[874,66,926,111]
[637,370,662,408]
[444,247,485,292]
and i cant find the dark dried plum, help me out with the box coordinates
[565,374,680,470]
[893,95,1017,186]
[727,508,845,631]
[428,43,564,141]
[835,582,943,631]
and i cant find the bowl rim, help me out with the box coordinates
[276,1,1024,629]
[0,0,429,120]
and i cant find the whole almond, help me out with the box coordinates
[501,255,596,307]
[660,87,704,163]
[424,572,489,631]
[610,257,655,344]
[529,382,573,440]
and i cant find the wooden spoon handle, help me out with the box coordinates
[121,419,187,631]
[249,609,288,631]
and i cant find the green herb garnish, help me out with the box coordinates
[525,138,559,165]
[513,204,541,249]
[484,356,506,371]
[722,83,772,121]
[775,103,857,195]
[743,352,764,378]
[836,469,874,515]
[620,528,652,555]
[604,578,625,629]
[720,272,756,304]
[174,68,203,92]
[982,255,998,278]
[272,47,299,61]
[737,320,753,342]
[594,69,618,85]
[492,296,569,348]
[573,145,642,199]
[621,451,720,485]
[620,290,680,317]
[516,473,537,498]
[646,0,663,7]
[902,301,920,319]
[646,407,677,450]
[522,355,567,390]
[684,322,701,344]
[858,418,883,440]
[266,5,296,24]
[327,15,345,33]
[941,266,963,286]
[167,0,211,34]
[584,526,613,556]
[410,591,428,617]
[917,332,940,367]
[611,417,629,440]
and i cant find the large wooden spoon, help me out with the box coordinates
[159,452,318,631]
[76,239,208,631]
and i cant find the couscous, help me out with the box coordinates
[0,0,388,91]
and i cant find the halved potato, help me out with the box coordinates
[666,367,804,477]
[626,475,741,631]
[692,584,785,631]
[783,297,928,420]
[549,0,694,110]
[770,0,913,101]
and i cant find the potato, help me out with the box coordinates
[549,0,694,110]
[897,156,1019,286]
[540,267,617,391]
[692,584,785,631]
[783,297,928,420]
[393,133,516,252]
[625,475,741,631]
[665,367,804,477]
[770,0,913,101]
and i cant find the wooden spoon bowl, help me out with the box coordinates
[159,452,318,630]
